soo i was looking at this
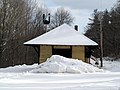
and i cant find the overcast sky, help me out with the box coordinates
[39,0,118,33]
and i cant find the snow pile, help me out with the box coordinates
[0,64,38,73]
[30,55,103,73]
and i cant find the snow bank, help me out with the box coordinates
[102,59,120,72]
[0,64,38,73]
[91,57,120,72]
[30,55,103,73]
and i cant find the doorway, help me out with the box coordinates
[52,49,72,58]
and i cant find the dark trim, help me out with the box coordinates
[52,45,54,54]
[38,46,40,64]
[70,46,72,58]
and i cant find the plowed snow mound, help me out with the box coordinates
[30,55,103,73]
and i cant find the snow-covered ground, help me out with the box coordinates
[0,55,120,90]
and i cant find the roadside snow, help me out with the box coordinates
[103,60,120,72]
[0,64,38,73]
[30,55,103,73]
[0,56,120,90]
[0,72,120,90]
[91,57,120,72]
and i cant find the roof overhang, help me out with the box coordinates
[24,24,98,46]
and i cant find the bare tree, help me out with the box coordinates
[32,5,48,36]
[49,7,74,29]
[0,0,46,67]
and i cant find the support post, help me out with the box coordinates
[33,45,40,64]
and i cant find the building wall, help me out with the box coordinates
[72,46,85,61]
[39,45,85,63]
[39,45,52,63]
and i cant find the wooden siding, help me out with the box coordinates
[39,45,52,63]
[39,45,85,63]
[72,46,85,61]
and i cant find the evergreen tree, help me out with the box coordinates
[85,0,120,59]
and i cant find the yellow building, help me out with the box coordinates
[24,24,98,64]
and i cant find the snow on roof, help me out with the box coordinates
[24,23,98,46]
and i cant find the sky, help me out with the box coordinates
[38,0,118,33]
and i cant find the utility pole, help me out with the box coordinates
[98,12,103,67]
[88,10,104,67]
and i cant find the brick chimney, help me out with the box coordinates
[74,25,78,31]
